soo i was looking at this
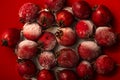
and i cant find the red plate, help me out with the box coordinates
[0,0,120,80]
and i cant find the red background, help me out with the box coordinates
[0,0,120,80]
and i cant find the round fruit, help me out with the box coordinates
[37,10,55,29]
[23,23,42,41]
[57,48,79,68]
[72,0,91,19]
[94,55,115,74]
[55,27,76,46]
[92,5,112,26]
[76,61,93,80]
[75,20,94,38]
[57,69,78,80]
[19,3,40,23]
[38,31,57,51]
[95,27,116,46]
[56,10,74,27]
[1,28,20,48]
[38,51,56,69]
[17,40,38,59]
[16,59,37,79]
[45,0,65,12]
[78,41,101,61]
[37,69,55,80]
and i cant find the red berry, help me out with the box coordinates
[37,69,55,80]
[56,10,74,27]
[38,31,57,51]
[23,23,42,41]
[78,41,101,61]
[55,27,76,46]
[72,1,91,19]
[37,10,55,29]
[17,40,38,59]
[57,48,79,68]
[75,20,94,38]
[16,59,37,79]
[57,69,78,80]
[95,27,116,46]
[19,3,40,23]
[94,55,115,74]
[38,51,56,70]
[1,28,20,48]
[76,61,93,80]
[92,5,112,26]
[45,0,65,12]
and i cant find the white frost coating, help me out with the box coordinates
[45,39,57,50]
[98,55,108,59]
[18,40,38,48]
[81,20,94,37]
[63,7,73,14]
[39,51,56,69]
[81,61,91,67]
[23,23,42,39]
[80,41,100,60]
[96,27,116,45]
[81,41,100,51]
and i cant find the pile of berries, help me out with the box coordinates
[1,0,117,80]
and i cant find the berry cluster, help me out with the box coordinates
[1,0,117,80]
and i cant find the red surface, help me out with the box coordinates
[0,0,120,80]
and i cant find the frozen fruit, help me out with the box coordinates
[92,5,112,26]
[16,59,37,79]
[37,69,55,80]
[76,61,93,80]
[55,27,76,46]
[72,0,91,19]
[17,40,38,59]
[78,41,101,61]
[75,20,94,38]
[38,51,56,69]
[56,10,74,27]
[1,28,20,48]
[57,69,78,80]
[94,55,115,74]
[23,23,42,41]
[57,48,79,68]
[45,0,65,12]
[38,31,57,51]
[95,27,116,46]
[37,10,55,29]
[19,3,40,23]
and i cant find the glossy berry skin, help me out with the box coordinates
[16,59,37,79]
[45,0,65,12]
[56,10,74,27]
[57,48,79,68]
[55,27,76,46]
[58,69,78,80]
[38,51,56,70]
[76,61,93,80]
[72,1,91,19]
[37,10,55,29]
[19,3,40,23]
[23,23,42,41]
[37,69,55,80]
[38,32,57,51]
[17,40,38,59]
[78,41,100,61]
[92,5,112,26]
[1,28,20,48]
[94,55,115,74]
[95,27,116,46]
[75,20,94,38]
